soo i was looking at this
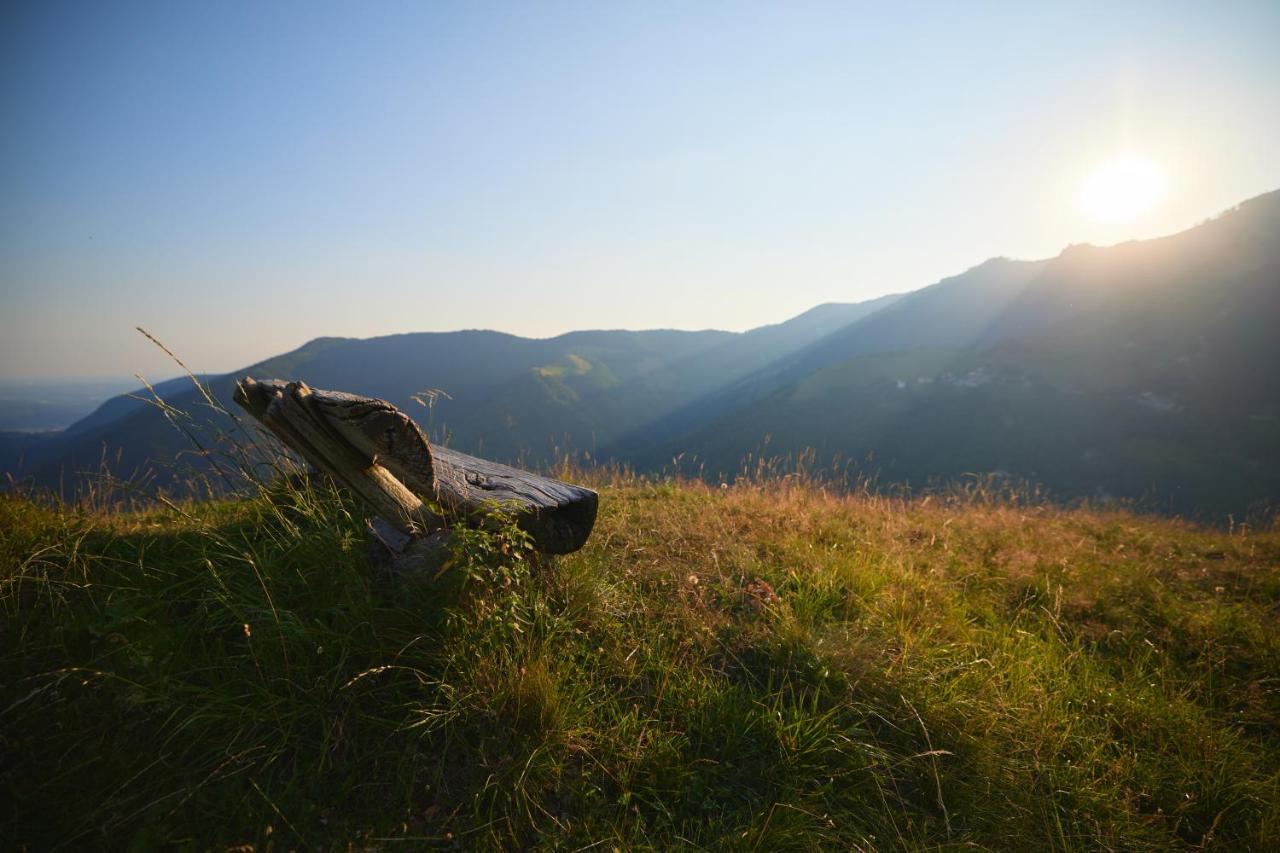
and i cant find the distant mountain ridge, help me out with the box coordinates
[3,189,1278,519]
[0,296,898,492]
[620,190,1280,516]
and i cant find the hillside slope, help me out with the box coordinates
[0,329,730,491]
[633,190,1280,518]
[1,298,897,494]
[3,477,1277,848]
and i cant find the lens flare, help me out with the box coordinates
[1079,157,1166,223]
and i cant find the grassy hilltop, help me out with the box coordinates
[2,473,1278,850]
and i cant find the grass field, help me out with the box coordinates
[2,472,1278,849]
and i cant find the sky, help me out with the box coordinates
[2,1,1278,381]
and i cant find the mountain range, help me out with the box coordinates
[4,189,1278,519]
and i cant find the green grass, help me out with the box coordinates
[3,474,1278,849]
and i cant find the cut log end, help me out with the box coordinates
[520,488,598,555]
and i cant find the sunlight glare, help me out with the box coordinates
[1079,157,1167,224]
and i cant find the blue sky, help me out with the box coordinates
[2,1,1278,379]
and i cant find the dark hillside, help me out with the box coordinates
[629,191,1280,519]
[3,300,891,494]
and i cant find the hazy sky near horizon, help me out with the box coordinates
[3,1,1279,380]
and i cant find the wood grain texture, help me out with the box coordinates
[430,443,598,554]
[234,377,598,554]
[242,380,443,533]
[366,517,451,575]
[303,387,436,498]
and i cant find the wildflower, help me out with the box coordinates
[744,576,780,608]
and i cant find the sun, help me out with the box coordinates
[1078,157,1166,224]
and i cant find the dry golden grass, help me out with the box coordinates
[3,474,1278,849]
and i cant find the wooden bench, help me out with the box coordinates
[234,378,598,567]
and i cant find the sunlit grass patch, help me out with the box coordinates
[2,477,1278,849]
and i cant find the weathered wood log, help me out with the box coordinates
[237,379,443,533]
[429,444,598,555]
[367,518,453,575]
[234,377,598,555]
